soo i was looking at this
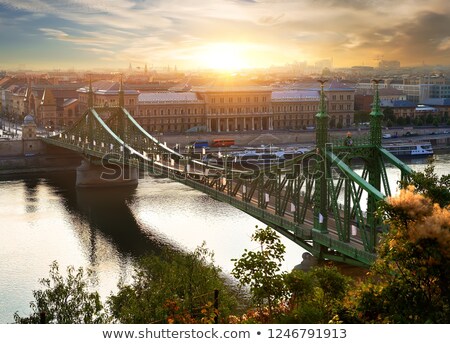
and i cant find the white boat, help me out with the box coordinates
[383,141,433,157]
[228,149,285,166]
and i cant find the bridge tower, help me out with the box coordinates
[75,75,138,188]
[313,80,329,253]
[366,79,384,250]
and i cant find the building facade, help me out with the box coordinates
[76,80,355,134]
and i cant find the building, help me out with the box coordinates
[357,77,450,103]
[77,81,139,116]
[134,81,354,133]
[324,80,355,127]
[421,98,450,118]
[75,79,355,134]
[355,88,407,113]
[380,99,418,119]
[272,90,319,130]
[136,92,205,133]
[378,60,400,69]
[0,76,82,130]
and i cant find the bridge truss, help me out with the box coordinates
[42,80,412,267]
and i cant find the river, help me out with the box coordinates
[0,153,448,323]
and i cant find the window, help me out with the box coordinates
[229,97,233,103]
[332,95,336,100]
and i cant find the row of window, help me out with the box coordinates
[331,104,353,111]
[210,96,268,104]
[331,94,353,101]
[136,105,327,116]
[139,108,205,116]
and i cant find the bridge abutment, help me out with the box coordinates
[76,159,138,188]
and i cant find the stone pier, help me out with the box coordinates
[76,159,138,188]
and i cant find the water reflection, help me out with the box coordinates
[24,179,39,213]
[75,186,165,259]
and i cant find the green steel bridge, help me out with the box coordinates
[42,80,413,267]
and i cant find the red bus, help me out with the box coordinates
[211,138,235,147]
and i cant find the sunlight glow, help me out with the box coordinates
[197,43,252,71]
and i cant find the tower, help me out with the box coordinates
[314,80,329,234]
[40,88,57,130]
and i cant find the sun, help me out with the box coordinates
[198,43,250,71]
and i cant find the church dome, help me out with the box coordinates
[23,114,35,125]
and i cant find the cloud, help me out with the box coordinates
[0,0,449,68]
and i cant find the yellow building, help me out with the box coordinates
[77,80,355,133]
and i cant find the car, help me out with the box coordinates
[382,134,392,139]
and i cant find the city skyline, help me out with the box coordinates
[0,0,449,71]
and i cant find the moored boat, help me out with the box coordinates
[383,141,433,157]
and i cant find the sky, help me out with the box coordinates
[0,0,449,71]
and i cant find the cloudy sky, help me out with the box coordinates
[0,0,449,71]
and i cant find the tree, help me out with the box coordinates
[14,261,106,324]
[281,266,349,324]
[108,244,238,324]
[399,159,450,208]
[231,226,287,321]
[349,186,450,323]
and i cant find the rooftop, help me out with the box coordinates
[272,90,320,102]
[138,92,202,103]
[421,98,450,106]
[380,99,416,108]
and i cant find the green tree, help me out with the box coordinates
[282,266,350,323]
[349,186,450,323]
[14,261,106,324]
[231,226,287,321]
[109,244,238,324]
[399,159,450,207]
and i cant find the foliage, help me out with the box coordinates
[281,266,350,323]
[348,186,450,323]
[399,159,450,207]
[231,226,287,321]
[14,261,106,324]
[108,243,238,324]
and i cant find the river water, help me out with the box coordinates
[0,153,448,323]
